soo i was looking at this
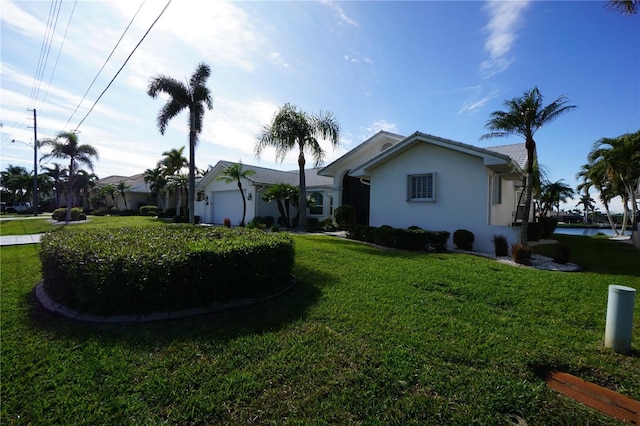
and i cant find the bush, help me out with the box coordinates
[345,225,448,252]
[526,222,542,241]
[78,213,87,221]
[40,226,295,315]
[223,217,231,228]
[453,229,474,251]
[539,217,558,239]
[553,243,571,264]
[511,243,532,265]
[139,205,159,216]
[320,217,337,232]
[173,215,184,223]
[307,217,321,232]
[52,207,83,221]
[263,216,275,227]
[334,205,356,229]
[270,224,279,232]
[492,235,509,257]
[162,208,176,218]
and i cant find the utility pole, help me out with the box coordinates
[32,109,38,216]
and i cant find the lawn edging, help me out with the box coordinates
[34,275,297,324]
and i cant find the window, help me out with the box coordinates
[407,173,435,201]
[491,175,502,205]
[309,192,323,215]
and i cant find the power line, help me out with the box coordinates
[72,0,172,132]
[29,0,62,110]
[39,0,78,109]
[64,0,147,129]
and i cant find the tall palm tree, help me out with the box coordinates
[40,131,98,223]
[147,63,214,225]
[158,147,188,176]
[100,184,118,209]
[261,183,299,229]
[0,165,31,203]
[481,87,575,243]
[166,173,189,214]
[256,103,341,231]
[577,162,620,234]
[608,0,638,15]
[217,162,256,227]
[588,131,640,226]
[575,192,596,224]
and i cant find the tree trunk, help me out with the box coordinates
[188,114,196,225]
[602,198,620,236]
[66,159,73,223]
[238,180,246,227]
[298,149,307,231]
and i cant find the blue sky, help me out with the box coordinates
[1,0,638,212]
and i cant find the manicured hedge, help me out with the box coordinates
[40,226,295,315]
[346,225,450,251]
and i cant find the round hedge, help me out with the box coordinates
[40,225,295,315]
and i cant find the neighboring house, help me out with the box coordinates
[96,174,153,210]
[319,131,528,252]
[194,161,333,226]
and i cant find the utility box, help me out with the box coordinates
[604,285,636,354]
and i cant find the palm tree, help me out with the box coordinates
[0,165,31,204]
[217,162,256,226]
[539,179,575,218]
[577,162,620,234]
[116,181,130,211]
[261,183,299,228]
[588,131,640,226]
[575,192,596,224]
[73,170,98,210]
[40,131,98,223]
[481,87,575,243]
[166,173,189,215]
[43,164,66,208]
[158,147,188,176]
[256,103,341,231]
[144,166,167,210]
[147,63,214,225]
[608,0,638,15]
[100,184,118,209]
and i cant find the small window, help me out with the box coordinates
[491,175,502,205]
[407,173,435,202]
[309,192,323,215]
[381,142,393,152]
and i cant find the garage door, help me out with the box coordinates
[212,190,244,225]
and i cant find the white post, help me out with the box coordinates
[604,285,636,354]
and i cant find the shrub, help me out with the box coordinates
[539,217,558,239]
[307,217,321,232]
[319,217,337,232]
[40,226,295,315]
[173,215,184,223]
[78,213,87,221]
[345,225,448,252]
[492,235,509,257]
[453,229,474,251]
[162,208,176,218]
[511,243,532,265]
[270,224,279,232]
[52,207,83,221]
[526,222,542,241]
[223,218,231,228]
[194,215,201,225]
[251,216,264,225]
[263,216,275,227]
[553,243,571,264]
[139,205,159,216]
[334,205,356,229]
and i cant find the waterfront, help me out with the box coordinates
[555,226,632,237]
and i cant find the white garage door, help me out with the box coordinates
[212,190,244,225]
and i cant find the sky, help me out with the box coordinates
[1,0,638,213]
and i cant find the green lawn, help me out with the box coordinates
[1,221,639,424]
[0,215,172,236]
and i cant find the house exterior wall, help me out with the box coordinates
[488,175,520,226]
[368,142,519,252]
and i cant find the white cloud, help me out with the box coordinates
[362,120,398,139]
[320,0,358,27]
[458,90,500,114]
[267,52,293,70]
[481,0,530,78]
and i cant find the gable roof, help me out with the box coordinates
[96,173,151,193]
[349,131,526,178]
[319,130,404,177]
[196,160,332,189]
[485,143,527,170]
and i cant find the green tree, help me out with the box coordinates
[100,184,118,209]
[261,183,299,228]
[166,173,189,215]
[575,192,596,224]
[539,179,575,218]
[217,162,256,227]
[577,162,620,234]
[116,181,130,211]
[148,63,214,225]
[608,0,638,15]
[158,147,188,177]
[43,163,67,208]
[144,166,167,210]
[40,131,98,223]
[481,87,575,244]
[255,103,340,231]
[0,165,31,204]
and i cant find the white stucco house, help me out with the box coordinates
[319,131,529,252]
[194,161,334,226]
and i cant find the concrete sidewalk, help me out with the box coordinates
[0,234,44,246]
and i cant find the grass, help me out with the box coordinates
[1,220,639,424]
[0,215,172,236]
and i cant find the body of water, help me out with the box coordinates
[555,226,632,237]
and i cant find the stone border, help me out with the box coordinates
[35,276,297,324]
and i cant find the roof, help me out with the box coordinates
[197,160,333,189]
[350,131,526,178]
[96,173,151,193]
[485,143,527,170]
